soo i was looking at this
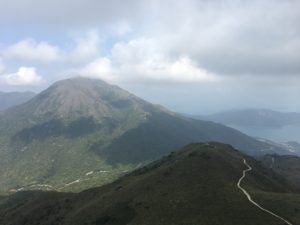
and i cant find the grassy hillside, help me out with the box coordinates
[260,154,300,189]
[98,112,281,164]
[0,143,299,225]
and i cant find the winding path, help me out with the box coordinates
[237,159,293,225]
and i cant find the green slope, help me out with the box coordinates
[99,111,276,164]
[259,154,300,189]
[0,143,298,225]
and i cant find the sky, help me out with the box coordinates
[0,0,299,114]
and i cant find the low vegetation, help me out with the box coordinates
[0,143,299,225]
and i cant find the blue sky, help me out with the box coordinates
[0,0,299,114]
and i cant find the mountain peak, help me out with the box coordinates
[12,77,150,122]
[50,77,110,89]
[44,77,130,101]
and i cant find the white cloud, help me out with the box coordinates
[1,67,43,86]
[1,30,102,65]
[112,38,217,83]
[76,38,217,84]
[3,39,62,63]
[68,30,101,63]
[140,56,217,83]
[111,38,157,65]
[1,1,299,78]
[78,57,118,83]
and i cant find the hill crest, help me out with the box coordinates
[0,143,298,225]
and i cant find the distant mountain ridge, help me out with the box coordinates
[0,91,35,110]
[0,78,288,193]
[200,109,300,128]
[195,109,300,143]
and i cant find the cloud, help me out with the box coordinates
[140,56,217,83]
[0,0,299,85]
[111,38,217,83]
[1,30,101,64]
[0,0,142,27]
[1,0,299,78]
[1,67,43,86]
[145,0,300,76]
[76,38,217,84]
[3,39,62,63]
[68,30,101,63]
[78,57,118,83]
